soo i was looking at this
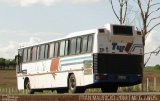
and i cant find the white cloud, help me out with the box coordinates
[0,0,103,7]
[19,37,42,47]
[0,29,64,40]
[0,29,26,35]
[0,0,62,7]
[0,29,65,59]
[0,37,43,59]
[144,30,160,66]
[71,0,102,4]
[0,41,19,59]
[145,30,160,53]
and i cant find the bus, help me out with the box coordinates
[15,24,144,94]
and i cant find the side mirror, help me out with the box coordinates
[15,55,19,65]
[15,54,22,65]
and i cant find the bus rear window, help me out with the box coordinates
[113,25,133,35]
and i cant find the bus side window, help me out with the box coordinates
[27,48,31,62]
[23,48,28,63]
[36,46,40,60]
[65,40,69,56]
[76,37,81,54]
[30,47,33,62]
[69,38,77,55]
[39,44,45,60]
[54,42,59,58]
[44,44,49,59]
[60,40,66,56]
[87,35,93,53]
[81,36,88,53]
[49,43,55,58]
[18,49,23,63]
[32,46,37,61]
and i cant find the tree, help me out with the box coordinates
[109,0,128,25]
[5,59,16,69]
[136,0,160,39]
[0,58,6,69]
[136,0,160,66]
[144,46,160,66]
[0,58,16,70]
[109,0,160,66]
[9,59,16,66]
[109,0,160,91]
[154,64,160,70]
[109,0,160,38]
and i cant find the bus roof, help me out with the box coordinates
[18,28,98,49]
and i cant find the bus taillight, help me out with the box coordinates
[95,74,108,80]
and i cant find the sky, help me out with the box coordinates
[0,0,159,66]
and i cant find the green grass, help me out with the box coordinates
[144,68,160,72]
[144,65,160,72]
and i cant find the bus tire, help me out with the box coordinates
[24,79,34,94]
[68,74,77,93]
[68,74,85,93]
[101,84,118,93]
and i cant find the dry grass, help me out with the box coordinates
[143,71,160,92]
[0,70,160,93]
[0,70,17,88]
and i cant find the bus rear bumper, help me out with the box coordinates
[93,74,142,86]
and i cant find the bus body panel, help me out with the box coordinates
[17,54,94,89]
[93,24,143,86]
[17,76,24,90]
[16,24,143,92]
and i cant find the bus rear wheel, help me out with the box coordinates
[68,74,77,93]
[68,74,85,93]
[24,79,34,94]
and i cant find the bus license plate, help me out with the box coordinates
[118,76,126,80]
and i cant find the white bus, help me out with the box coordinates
[15,24,144,93]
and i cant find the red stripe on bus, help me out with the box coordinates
[50,58,59,79]
[125,43,133,53]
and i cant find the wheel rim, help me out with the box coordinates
[69,75,76,93]
[70,77,76,89]
[26,82,31,90]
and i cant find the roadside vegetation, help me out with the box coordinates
[0,58,16,70]
[144,64,160,72]
[0,64,160,94]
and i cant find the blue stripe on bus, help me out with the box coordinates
[61,61,83,66]
[131,44,142,52]
[61,58,93,66]
[60,56,92,62]
[60,56,92,67]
